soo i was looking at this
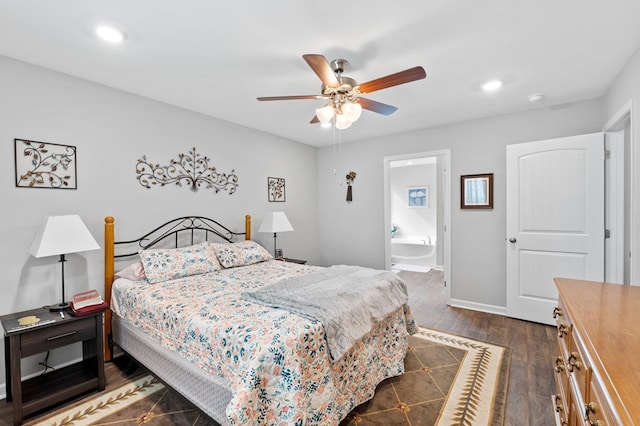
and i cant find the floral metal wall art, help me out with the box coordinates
[136,147,238,194]
[14,139,77,189]
[268,177,285,202]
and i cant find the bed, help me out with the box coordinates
[103,215,417,425]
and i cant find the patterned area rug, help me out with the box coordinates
[29,327,509,426]
[341,328,510,425]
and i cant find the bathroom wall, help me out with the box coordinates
[389,163,437,241]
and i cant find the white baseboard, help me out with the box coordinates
[448,298,508,317]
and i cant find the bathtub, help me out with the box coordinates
[391,235,436,268]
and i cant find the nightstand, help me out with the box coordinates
[278,257,307,264]
[1,307,106,425]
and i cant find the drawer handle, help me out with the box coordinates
[585,401,598,415]
[554,356,564,373]
[557,324,568,338]
[567,352,582,372]
[553,394,563,413]
[47,331,77,341]
[553,306,562,318]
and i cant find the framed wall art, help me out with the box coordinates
[268,177,286,202]
[461,173,493,209]
[407,186,429,208]
[14,138,77,189]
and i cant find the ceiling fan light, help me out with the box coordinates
[344,102,362,122]
[335,114,352,130]
[316,104,335,124]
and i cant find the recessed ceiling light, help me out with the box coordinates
[95,25,127,43]
[528,93,544,102]
[481,80,502,91]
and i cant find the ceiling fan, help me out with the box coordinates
[257,54,426,129]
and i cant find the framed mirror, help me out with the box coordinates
[461,173,493,209]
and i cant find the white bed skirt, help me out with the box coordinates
[112,315,231,425]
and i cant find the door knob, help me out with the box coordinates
[509,237,517,243]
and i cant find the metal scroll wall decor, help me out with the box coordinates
[136,147,239,194]
[14,139,77,189]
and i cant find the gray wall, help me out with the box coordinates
[0,55,318,389]
[316,100,604,312]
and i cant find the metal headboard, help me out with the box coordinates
[113,216,246,259]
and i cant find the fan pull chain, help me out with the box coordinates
[332,117,344,185]
[336,123,343,185]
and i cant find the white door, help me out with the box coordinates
[506,133,604,325]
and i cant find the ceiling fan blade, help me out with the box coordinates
[357,98,398,116]
[257,95,321,101]
[358,66,426,94]
[310,115,320,124]
[303,54,340,87]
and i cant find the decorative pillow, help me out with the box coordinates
[214,240,272,268]
[114,261,146,281]
[139,243,221,283]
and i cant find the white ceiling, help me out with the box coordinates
[1,1,640,147]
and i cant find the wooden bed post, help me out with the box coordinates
[104,216,115,362]
[245,214,251,240]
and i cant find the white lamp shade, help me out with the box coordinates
[335,113,352,130]
[315,104,335,124]
[30,215,100,258]
[343,102,362,122]
[258,212,294,233]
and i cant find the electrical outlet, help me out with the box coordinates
[275,248,283,258]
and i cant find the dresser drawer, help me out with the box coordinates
[553,300,571,354]
[20,317,97,357]
[554,352,569,406]
[567,329,590,405]
[586,378,617,426]
[551,394,568,426]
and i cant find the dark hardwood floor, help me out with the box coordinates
[0,268,556,425]
[401,268,557,426]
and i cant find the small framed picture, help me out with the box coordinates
[408,186,429,208]
[268,177,285,202]
[461,173,493,209]
[14,139,77,189]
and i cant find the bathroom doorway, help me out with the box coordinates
[383,149,451,303]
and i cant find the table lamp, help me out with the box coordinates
[258,211,293,258]
[30,215,100,311]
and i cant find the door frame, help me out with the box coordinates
[603,99,636,284]
[383,149,451,304]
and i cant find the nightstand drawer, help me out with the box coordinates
[20,317,96,356]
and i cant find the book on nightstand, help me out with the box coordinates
[72,289,103,309]
[69,301,109,317]
[69,289,108,316]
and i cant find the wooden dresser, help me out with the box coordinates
[553,278,640,425]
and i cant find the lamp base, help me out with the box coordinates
[47,302,69,312]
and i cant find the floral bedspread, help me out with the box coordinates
[112,260,417,425]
